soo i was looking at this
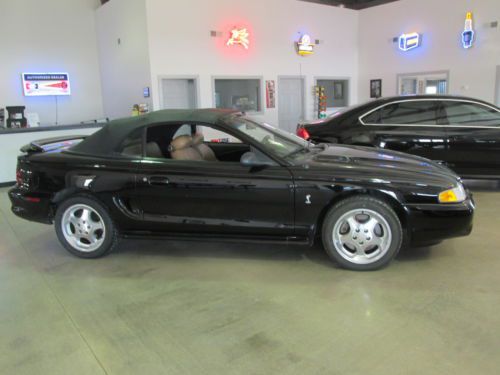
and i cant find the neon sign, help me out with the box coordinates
[227,28,249,49]
[462,12,475,49]
[398,32,421,51]
[296,34,315,56]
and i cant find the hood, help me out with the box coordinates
[301,144,459,187]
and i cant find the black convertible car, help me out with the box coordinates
[9,109,474,270]
[297,95,500,179]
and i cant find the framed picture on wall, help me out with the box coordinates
[265,80,276,108]
[370,79,382,98]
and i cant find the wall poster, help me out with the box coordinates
[266,80,276,108]
[370,79,382,98]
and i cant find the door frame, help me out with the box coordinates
[495,65,500,107]
[277,75,305,129]
[396,70,450,95]
[157,75,200,110]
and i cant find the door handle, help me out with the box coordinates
[147,176,170,186]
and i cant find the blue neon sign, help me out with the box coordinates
[462,12,475,49]
[398,32,421,51]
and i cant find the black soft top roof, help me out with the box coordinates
[71,108,238,156]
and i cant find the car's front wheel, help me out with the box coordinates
[55,196,118,258]
[322,196,403,271]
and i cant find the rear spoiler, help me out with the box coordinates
[20,135,87,153]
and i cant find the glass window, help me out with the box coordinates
[365,101,438,125]
[443,101,500,126]
[196,126,241,144]
[227,117,309,159]
[400,78,417,96]
[425,79,447,95]
[120,128,143,156]
[317,79,349,108]
[214,79,262,112]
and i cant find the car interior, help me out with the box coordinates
[137,123,252,162]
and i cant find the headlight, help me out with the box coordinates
[438,184,467,203]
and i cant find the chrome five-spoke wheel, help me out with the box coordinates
[61,204,106,252]
[322,196,403,270]
[333,209,392,265]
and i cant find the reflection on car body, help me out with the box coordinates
[298,95,500,179]
[9,109,474,270]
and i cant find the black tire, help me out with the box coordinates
[322,196,403,271]
[54,195,119,258]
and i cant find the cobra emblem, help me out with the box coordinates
[305,195,312,205]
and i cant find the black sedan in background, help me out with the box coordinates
[10,109,473,271]
[297,95,500,179]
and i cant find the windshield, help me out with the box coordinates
[227,116,309,158]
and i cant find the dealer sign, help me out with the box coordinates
[22,73,71,96]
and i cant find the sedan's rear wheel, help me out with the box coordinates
[55,196,118,258]
[322,196,403,271]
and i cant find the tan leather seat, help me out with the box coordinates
[169,135,203,161]
[146,142,163,158]
[122,143,142,156]
[192,134,218,161]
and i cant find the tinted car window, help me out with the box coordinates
[443,101,500,126]
[363,101,439,125]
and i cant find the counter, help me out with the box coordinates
[0,124,103,185]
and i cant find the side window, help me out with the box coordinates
[119,128,143,157]
[145,123,250,163]
[443,101,500,126]
[173,124,194,138]
[377,101,438,125]
[193,125,250,162]
[362,109,382,124]
[196,125,241,144]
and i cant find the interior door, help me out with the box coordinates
[278,77,304,133]
[160,78,197,109]
[136,160,294,236]
[360,100,448,161]
[495,65,500,107]
[442,100,500,178]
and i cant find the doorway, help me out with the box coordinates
[397,71,449,96]
[278,76,305,133]
[495,66,500,106]
[159,77,198,109]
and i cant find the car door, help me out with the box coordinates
[135,123,295,237]
[359,100,448,161]
[441,100,500,178]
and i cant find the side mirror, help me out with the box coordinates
[240,151,276,167]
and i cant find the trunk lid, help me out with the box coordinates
[20,135,86,154]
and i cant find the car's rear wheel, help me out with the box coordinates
[55,196,118,258]
[322,196,403,271]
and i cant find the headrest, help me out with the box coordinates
[169,135,192,152]
[192,133,204,145]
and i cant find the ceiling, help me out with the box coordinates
[301,0,399,10]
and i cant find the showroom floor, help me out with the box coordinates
[1,185,500,375]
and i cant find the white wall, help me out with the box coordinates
[0,127,101,183]
[0,0,104,126]
[358,0,500,103]
[144,0,359,125]
[96,0,152,120]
